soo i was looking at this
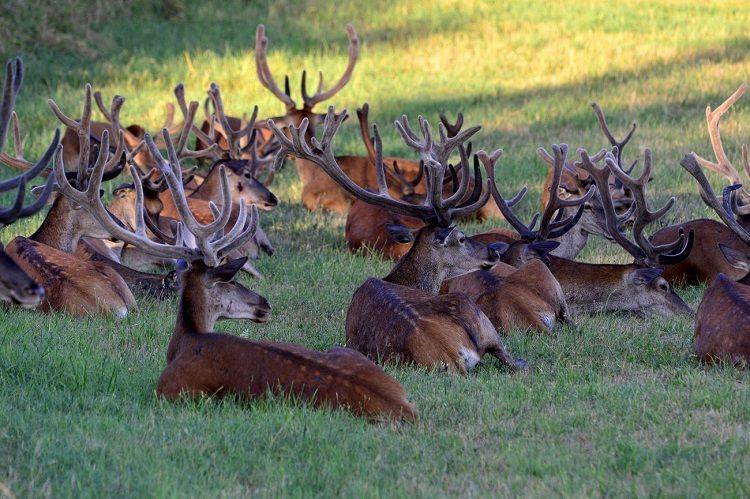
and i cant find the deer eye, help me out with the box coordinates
[458,236,466,244]
[658,282,668,291]
[244,173,252,179]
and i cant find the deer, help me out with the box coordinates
[0,57,58,309]
[442,146,585,333]
[650,84,750,285]
[680,153,750,364]
[1,85,142,317]
[256,24,386,214]
[269,107,527,374]
[484,146,695,318]
[57,126,418,421]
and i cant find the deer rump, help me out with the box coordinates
[345,278,508,373]
[6,237,136,317]
[156,332,417,421]
[694,274,750,364]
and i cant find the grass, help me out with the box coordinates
[2,0,750,496]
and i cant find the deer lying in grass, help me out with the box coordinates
[484,146,694,318]
[680,154,750,364]
[443,146,583,333]
[270,107,527,374]
[0,57,57,308]
[651,84,750,285]
[1,85,138,317]
[58,127,417,421]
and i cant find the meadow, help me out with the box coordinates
[1,0,750,496]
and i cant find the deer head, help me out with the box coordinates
[269,107,507,293]
[171,83,279,208]
[255,24,358,138]
[578,148,694,317]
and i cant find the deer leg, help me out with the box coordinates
[488,343,528,372]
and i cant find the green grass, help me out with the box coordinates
[2,0,750,496]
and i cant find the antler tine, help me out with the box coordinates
[591,102,637,168]
[478,149,537,240]
[48,84,93,185]
[301,24,359,109]
[0,112,38,173]
[172,93,220,160]
[269,108,440,223]
[691,84,748,188]
[536,144,596,240]
[439,112,464,138]
[576,148,646,261]
[0,57,23,153]
[207,82,258,159]
[255,25,296,109]
[681,153,750,245]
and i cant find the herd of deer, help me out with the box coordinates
[1,24,749,422]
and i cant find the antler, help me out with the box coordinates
[476,149,534,238]
[255,25,296,110]
[166,83,220,160]
[691,84,748,198]
[577,148,692,266]
[48,85,125,188]
[680,153,750,245]
[206,82,258,159]
[300,25,359,110]
[590,102,637,171]
[439,112,464,138]
[0,57,23,153]
[269,107,487,227]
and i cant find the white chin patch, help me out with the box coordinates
[459,347,481,371]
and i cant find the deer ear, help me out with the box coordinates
[209,257,248,282]
[386,224,416,244]
[719,244,750,271]
[628,267,663,286]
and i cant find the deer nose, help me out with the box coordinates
[266,193,278,207]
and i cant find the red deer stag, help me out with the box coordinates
[0,57,58,308]
[680,153,750,364]
[651,84,750,285]
[269,108,527,374]
[57,128,417,421]
[1,85,138,318]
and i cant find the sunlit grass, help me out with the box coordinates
[1,0,750,496]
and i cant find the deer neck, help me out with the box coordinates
[384,230,446,294]
[189,166,220,202]
[169,268,217,361]
[30,196,83,253]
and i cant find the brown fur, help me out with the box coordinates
[442,260,571,334]
[652,219,748,285]
[694,274,750,364]
[345,201,422,259]
[345,278,517,373]
[7,237,136,317]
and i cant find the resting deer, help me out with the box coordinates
[256,24,388,214]
[2,85,140,317]
[443,146,583,333]
[651,84,750,285]
[270,107,527,374]
[681,154,750,364]
[485,147,694,317]
[57,127,417,421]
[0,57,57,308]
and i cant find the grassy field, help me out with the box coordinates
[2,0,750,496]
